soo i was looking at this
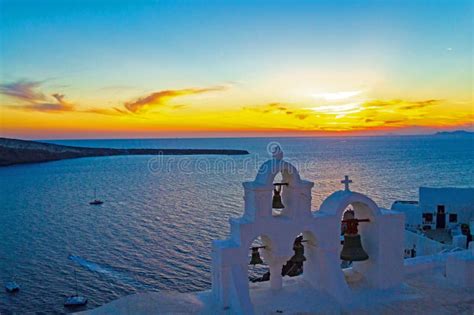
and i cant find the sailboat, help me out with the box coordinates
[89,188,103,205]
[64,270,88,307]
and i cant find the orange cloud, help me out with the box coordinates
[124,86,228,113]
[363,99,440,110]
[81,107,125,116]
[243,102,313,121]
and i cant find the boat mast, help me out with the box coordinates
[74,269,78,296]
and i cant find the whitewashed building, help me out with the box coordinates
[391,187,474,230]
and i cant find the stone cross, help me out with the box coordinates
[341,175,352,191]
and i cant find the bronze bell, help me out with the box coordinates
[291,242,306,263]
[249,247,264,265]
[272,186,285,209]
[340,234,369,261]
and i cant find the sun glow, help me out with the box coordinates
[307,102,363,114]
[312,90,363,101]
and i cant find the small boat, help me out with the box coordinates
[5,281,20,293]
[89,188,103,205]
[64,270,87,307]
[64,295,88,307]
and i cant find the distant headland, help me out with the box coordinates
[434,130,474,137]
[0,138,249,167]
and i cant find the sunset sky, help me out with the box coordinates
[0,0,472,139]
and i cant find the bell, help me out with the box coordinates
[291,242,306,263]
[340,234,369,261]
[249,247,264,265]
[272,188,285,209]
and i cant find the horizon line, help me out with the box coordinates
[3,130,472,142]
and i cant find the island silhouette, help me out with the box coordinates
[0,138,249,166]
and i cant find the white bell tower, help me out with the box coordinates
[211,145,405,314]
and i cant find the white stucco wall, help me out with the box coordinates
[392,187,474,231]
[404,229,451,257]
[420,187,474,228]
[391,201,421,228]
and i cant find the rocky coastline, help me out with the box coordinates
[0,138,249,166]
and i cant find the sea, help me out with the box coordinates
[1,136,473,314]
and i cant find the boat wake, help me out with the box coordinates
[68,254,151,289]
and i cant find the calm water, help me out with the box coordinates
[1,136,473,313]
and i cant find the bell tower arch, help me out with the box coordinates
[319,185,405,289]
[242,144,313,221]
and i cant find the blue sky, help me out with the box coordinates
[2,0,471,89]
